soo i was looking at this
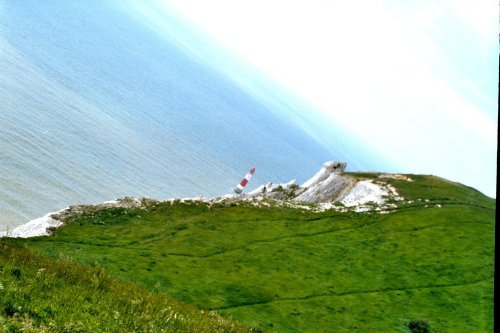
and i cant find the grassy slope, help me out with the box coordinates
[0,244,255,333]
[2,175,495,332]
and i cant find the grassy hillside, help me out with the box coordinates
[1,175,495,332]
[0,243,256,332]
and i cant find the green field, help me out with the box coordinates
[0,243,255,333]
[1,175,495,332]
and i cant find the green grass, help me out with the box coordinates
[0,243,256,333]
[1,175,495,332]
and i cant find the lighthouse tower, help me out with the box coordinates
[234,167,256,194]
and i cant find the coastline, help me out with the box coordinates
[1,164,409,239]
[0,208,66,238]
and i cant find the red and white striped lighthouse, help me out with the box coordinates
[233,167,256,194]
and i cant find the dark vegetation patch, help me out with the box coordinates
[408,319,431,333]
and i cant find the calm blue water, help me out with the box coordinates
[0,0,359,230]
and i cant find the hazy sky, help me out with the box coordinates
[130,0,498,196]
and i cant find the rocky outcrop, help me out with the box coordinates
[293,161,354,203]
[239,161,356,203]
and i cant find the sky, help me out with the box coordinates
[129,0,498,197]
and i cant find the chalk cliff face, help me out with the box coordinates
[241,161,404,208]
[245,161,355,203]
[294,161,353,203]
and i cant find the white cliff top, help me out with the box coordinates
[302,161,346,188]
[340,180,388,207]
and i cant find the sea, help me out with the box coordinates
[0,1,366,231]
